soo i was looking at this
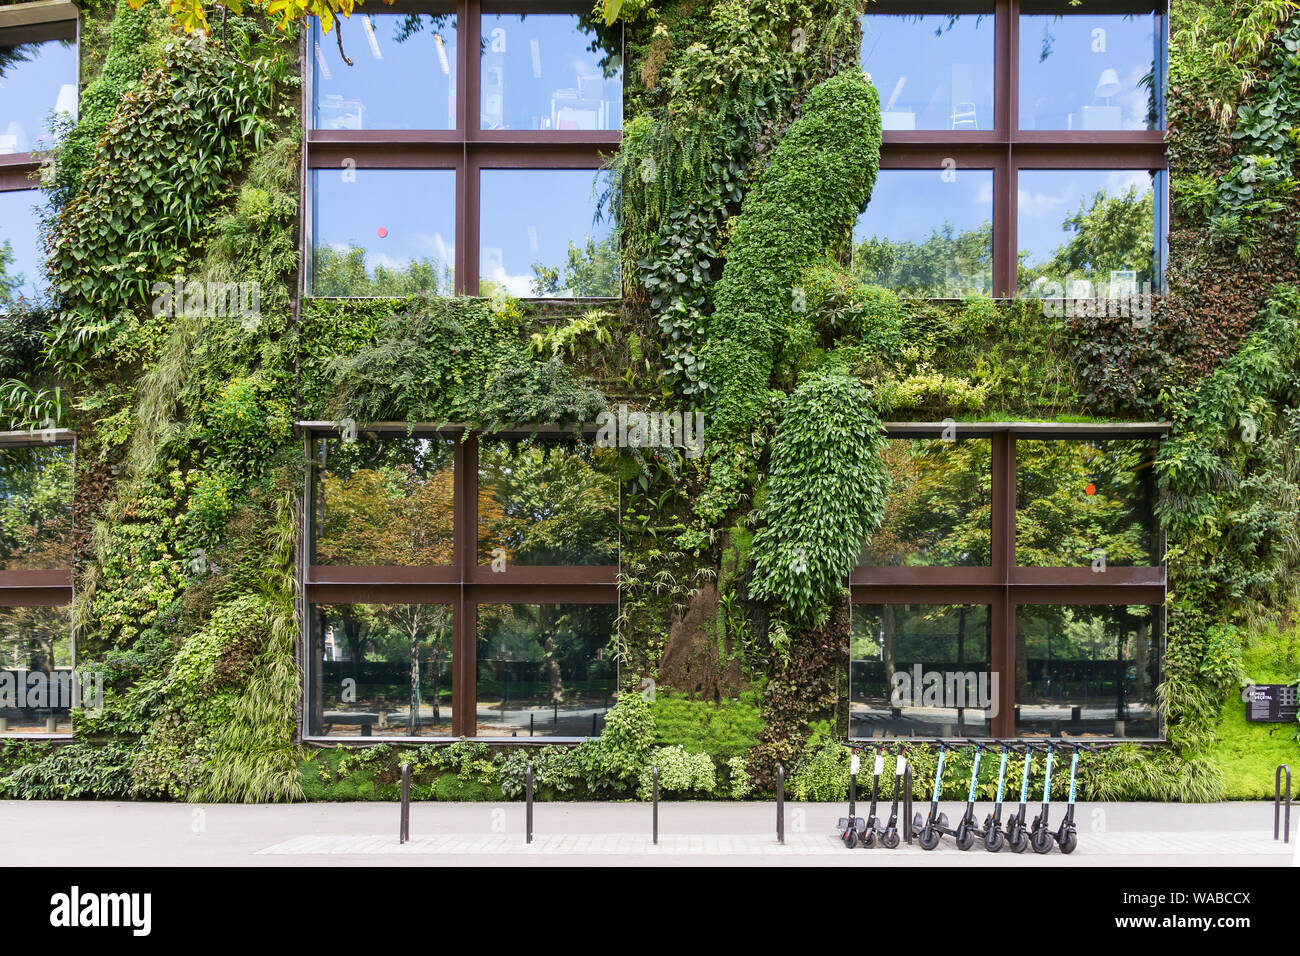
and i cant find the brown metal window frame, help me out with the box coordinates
[0,2,78,192]
[0,429,77,740]
[869,0,1168,297]
[850,421,1169,740]
[302,0,622,299]
[298,421,619,744]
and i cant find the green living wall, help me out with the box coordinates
[0,0,1297,802]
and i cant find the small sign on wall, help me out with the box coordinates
[1242,684,1299,723]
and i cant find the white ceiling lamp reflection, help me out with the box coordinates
[434,33,450,75]
[54,84,78,122]
[364,16,382,60]
[1094,68,1121,104]
[531,38,542,79]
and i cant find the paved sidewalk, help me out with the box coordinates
[1,800,1293,866]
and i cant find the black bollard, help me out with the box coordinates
[652,765,659,845]
[526,762,534,845]
[399,762,411,844]
[776,763,785,845]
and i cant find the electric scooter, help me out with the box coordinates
[913,740,956,850]
[1053,741,1097,854]
[860,745,888,847]
[836,745,869,847]
[953,740,988,850]
[967,740,1010,852]
[1004,742,1033,853]
[876,746,907,849]
[1029,741,1058,854]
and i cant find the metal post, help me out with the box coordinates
[903,766,914,843]
[592,712,598,736]
[399,762,411,844]
[652,765,659,845]
[776,763,785,845]
[526,762,534,845]
[1275,764,1292,842]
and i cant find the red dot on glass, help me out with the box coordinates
[377,227,388,238]
[1085,483,1096,496]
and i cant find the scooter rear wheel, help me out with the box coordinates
[984,828,1005,852]
[1031,827,1053,854]
[918,826,941,851]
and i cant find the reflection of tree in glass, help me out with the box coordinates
[862,440,992,566]
[478,603,615,707]
[0,446,74,571]
[312,245,452,297]
[1016,440,1156,567]
[0,605,70,673]
[1017,604,1155,707]
[529,235,621,298]
[314,438,458,566]
[478,440,618,565]
[1019,186,1153,291]
[0,240,25,304]
[853,221,993,296]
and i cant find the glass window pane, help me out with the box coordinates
[850,604,994,738]
[311,434,455,567]
[479,168,618,297]
[311,168,455,296]
[1015,604,1162,737]
[0,605,73,734]
[0,190,47,302]
[313,12,457,130]
[1019,8,1160,131]
[0,443,74,571]
[861,12,994,131]
[476,603,617,737]
[310,603,455,737]
[861,438,992,567]
[478,436,618,566]
[1017,169,1156,296]
[853,169,993,296]
[479,12,621,131]
[1016,438,1159,567]
[0,34,77,154]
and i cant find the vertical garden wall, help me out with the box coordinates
[0,0,1296,802]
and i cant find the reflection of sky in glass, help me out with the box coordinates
[1017,169,1153,269]
[856,169,993,245]
[1019,14,1158,130]
[480,14,620,130]
[313,13,457,130]
[479,169,614,297]
[311,169,455,294]
[0,190,46,300]
[861,14,994,131]
[0,38,77,154]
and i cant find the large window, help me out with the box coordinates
[305,2,621,298]
[1,5,78,305]
[303,424,618,740]
[851,422,1166,740]
[0,430,76,737]
[861,0,1167,297]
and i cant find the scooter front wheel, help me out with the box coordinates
[954,825,974,851]
[1007,830,1028,853]
[1058,829,1078,854]
[843,829,858,849]
[880,829,900,849]
[1031,827,1053,854]
[862,829,877,848]
[918,826,941,851]
[984,828,1005,852]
